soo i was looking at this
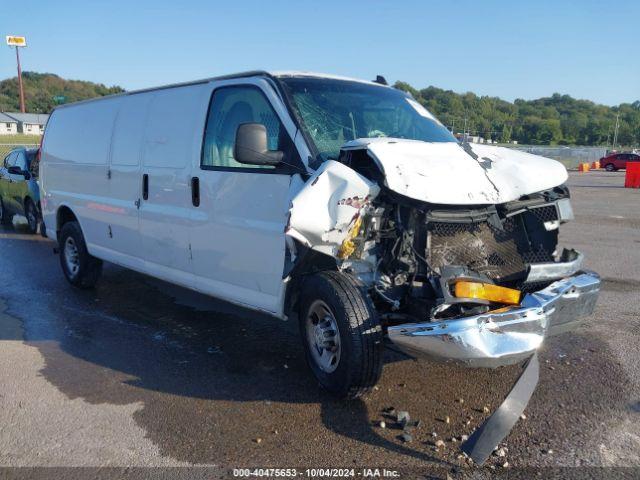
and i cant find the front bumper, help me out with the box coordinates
[387,271,600,368]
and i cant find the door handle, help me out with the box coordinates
[191,177,200,207]
[142,174,149,200]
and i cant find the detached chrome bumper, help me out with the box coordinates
[387,271,600,368]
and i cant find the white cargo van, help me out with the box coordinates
[41,71,600,399]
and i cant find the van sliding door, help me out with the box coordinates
[139,85,207,282]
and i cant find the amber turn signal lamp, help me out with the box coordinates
[454,281,522,306]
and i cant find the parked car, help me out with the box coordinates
[39,71,600,398]
[600,152,640,171]
[0,147,41,233]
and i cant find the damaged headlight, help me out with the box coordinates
[337,215,363,259]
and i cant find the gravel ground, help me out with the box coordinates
[0,171,638,479]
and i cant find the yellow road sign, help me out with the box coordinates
[6,36,27,47]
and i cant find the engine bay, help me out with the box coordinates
[334,148,574,325]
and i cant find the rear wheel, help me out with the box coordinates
[59,221,102,288]
[25,199,38,234]
[298,271,383,399]
[0,198,13,225]
[605,163,616,172]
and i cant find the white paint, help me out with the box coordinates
[40,71,569,323]
[287,160,379,257]
[41,76,308,318]
[342,138,568,205]
[138,85,208,275]
[271,70,388,87]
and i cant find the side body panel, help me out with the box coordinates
[100,92,151,267]
[41,97,122,248]
[192,171,294,313]
[41,76,313,318]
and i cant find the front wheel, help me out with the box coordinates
[59,221,103,289]
[605,163,616,172]
[298,271,383,399]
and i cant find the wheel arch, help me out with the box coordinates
[23,195,36,211]
[283,243,339,318]
[56,204,80,241]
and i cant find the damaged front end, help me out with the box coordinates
[287,139,601,368]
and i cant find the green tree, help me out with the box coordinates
[0,72,124,113]
[394,81,639,147]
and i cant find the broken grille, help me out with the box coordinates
[426,213,556,284]
[528,205,559,224]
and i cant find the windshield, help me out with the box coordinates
[279,77,456,162]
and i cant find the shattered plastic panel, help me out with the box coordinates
[287,160,379,257]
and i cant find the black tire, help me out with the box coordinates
[24,199,38,235]
[59,221,102,289]
[0,198,13,225]
[298,271,383,399]
[605,163,615,172]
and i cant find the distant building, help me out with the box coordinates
[0,113,19,135]
[4,112,50,135]
[453,133,485,144]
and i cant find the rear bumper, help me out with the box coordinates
[387,271,600,368]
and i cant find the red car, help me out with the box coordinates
[600,152,640,171]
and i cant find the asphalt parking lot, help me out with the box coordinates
[0,171,638,478]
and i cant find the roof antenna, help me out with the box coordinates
[373,75,388,86]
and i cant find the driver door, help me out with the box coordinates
[190,82,302,314]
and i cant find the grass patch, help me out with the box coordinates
[0,134,41,145]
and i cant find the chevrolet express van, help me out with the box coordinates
[40,71,600,399]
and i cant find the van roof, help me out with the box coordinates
[51,70,390,110]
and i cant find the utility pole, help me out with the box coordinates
[15,47,25,112]
[463,115,468,142]
[612,113,620,151]
[6,36,27,113]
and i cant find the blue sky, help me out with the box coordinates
[1,0,638,105]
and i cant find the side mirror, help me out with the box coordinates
[8,166,27,177]
[234,123,283,166]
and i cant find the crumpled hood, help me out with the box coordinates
[342,139,568,205]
